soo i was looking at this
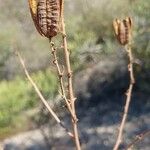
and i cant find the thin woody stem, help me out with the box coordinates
[60,0,81,149]
[15,49,74,138]
[49,40,76,120]
[113,44,135,150]
[126,130,150,150]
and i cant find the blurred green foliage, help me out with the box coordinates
[65,0,150,65]
[0,0,50,79]
[60,0,149,73]
[132,0,150,68]
[0,70,57,136]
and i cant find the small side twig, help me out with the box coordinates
[49,40,75,120]
[15,49,74,138]
[60,0,81,149]
[126,130,150,150]
[113,44,135,150]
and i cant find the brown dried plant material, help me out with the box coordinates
[28,0,61,38]
[113,17,132,45]
[113,17,135,150]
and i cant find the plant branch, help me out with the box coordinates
[60,0,81,149]
[15,49,74,138]
[113,44,135,150]
[126,130,150,150]
[49,40,75,119]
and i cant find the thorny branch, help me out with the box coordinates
[15,49,74,138]
[60,0,81,149]
[126,130,150,150]
[113,44,135,150]
[49,40,75,120]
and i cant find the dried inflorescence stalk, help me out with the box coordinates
[28,0,61,38]
[113,17,132,45]
[113,17,135,150]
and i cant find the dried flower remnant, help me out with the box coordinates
[113,17,132,45]
[28,0,61,38]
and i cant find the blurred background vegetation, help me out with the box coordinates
[0,0,150,140]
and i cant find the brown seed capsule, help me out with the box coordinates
[113,17,132,45]
[28,0,61,38]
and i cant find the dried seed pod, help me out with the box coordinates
[28,0,61,38]
[113,17,132,45]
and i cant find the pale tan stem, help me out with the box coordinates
[49,40,75,120]
[113,44,135,150]
[60,0,81,149]
[15,50,74,138]
[126,130,150,150]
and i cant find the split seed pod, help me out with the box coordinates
[28,0,61,38]
[113,17,132,45]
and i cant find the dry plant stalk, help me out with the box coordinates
[126,130,150,150]
[113,17,135,150]
[49,41,75,120]
[60,1,81,149]
[15,49,74,138]
[49,40,81,149]
[28,0,81,149]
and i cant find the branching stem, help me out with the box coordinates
[15,50,74,138]
[49,40,75,120]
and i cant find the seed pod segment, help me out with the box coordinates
[28,0,43,36]
[113,17,132,45]
[28,0,61,38]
